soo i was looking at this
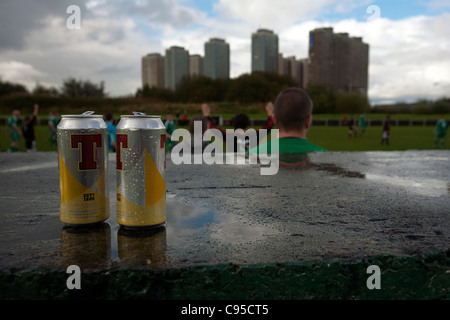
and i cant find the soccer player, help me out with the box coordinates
[104,112,117,152]
[231,113,251,153]
[48,111,59,147]
[165,112,176,152]
[7,109,22,152]
[434,117,448,149]
[359,113,367,137]
[381,115,391,145]
[22,104,39,152]
[248,87,326,165]
[348,115,358,138]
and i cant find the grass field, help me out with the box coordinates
[1,124,448,152]
[307,125,448,151]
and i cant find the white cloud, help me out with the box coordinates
[426,0,450,10]
[0,0,448,102]
[0,60,46,89]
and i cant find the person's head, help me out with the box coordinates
[232,113,250,131]
[273,87,313,136]
[105,112,113,122]
[12,109,20,118]
[166,112,173,121]
[265,102,274,116]
[201,103,211,116]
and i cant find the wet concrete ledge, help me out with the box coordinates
[0,151,449,299]
[0,249,449,300]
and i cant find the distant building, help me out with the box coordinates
[165,46,190,90]
[308,27,369,93]
[278,54,309,88]
[285,56,298,81]
[190,54,204,77]
[204,38,230,79]
[141,53,165,89]
[252,29,279,73]
[298,58,309,89]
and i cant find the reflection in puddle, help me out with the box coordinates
[165,202,278,246]
[55,200,278,268]
[104,201,281,267]
[60,223,111,270]
[117,226,167,267]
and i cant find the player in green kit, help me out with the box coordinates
[48,111,59,147]
[165,112,176,152]
[7,110,22,152]
[248,87,326,165]
[434,117,448,149]
[359,113,367,137]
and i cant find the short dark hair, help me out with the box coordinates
[232,113,250,130]
[105,112,113,121]
[274,87,313,132]
[189,115,207,134]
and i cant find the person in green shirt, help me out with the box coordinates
[434,117,448,149]
[359,113,367,137]
[48,111,59,147]
[7,109,22,152]
[248,87,326,166]
[165,112,176,152]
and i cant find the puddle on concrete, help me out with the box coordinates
[101,199,279,267]
[361,151,450,198]
[305,151,450,197]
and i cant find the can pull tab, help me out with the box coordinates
[132,111,146,116]
[82,111,95,116]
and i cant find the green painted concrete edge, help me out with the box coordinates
[1,249,449,300]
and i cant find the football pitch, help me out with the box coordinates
[1,124,448,152]
[307,125,449,151]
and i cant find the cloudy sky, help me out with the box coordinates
[0,0,449,104]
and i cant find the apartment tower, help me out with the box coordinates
[190,54,204,77]
[204,38,230,79]
[165,46,190,91]
[308,27,369,93]
[252,29,279,73]
[141,53,165,89]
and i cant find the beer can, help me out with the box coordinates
[57,111,110,225]
[116,113,166,228]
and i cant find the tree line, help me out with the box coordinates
[136,71,371,114]
[0,77,105,98]
[2,73,448,115]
